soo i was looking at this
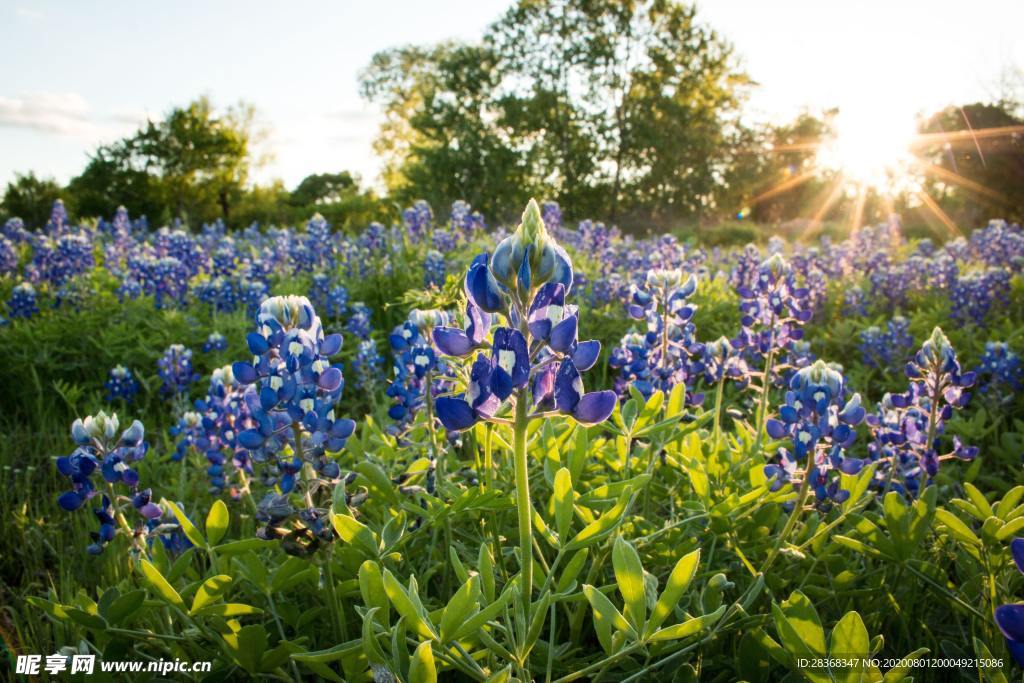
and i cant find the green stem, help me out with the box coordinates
[753,345,777,459]
[760,461,813,574]
[513,387,533,640]
[712,377,725,454]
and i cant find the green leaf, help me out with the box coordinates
[566,492,631,550]
[359,560,390,617]
[206,499,229,545]
[935,508,981,547]
[556,548,589,593]
[583,584,633,647]
[222,624,267,674]
[65,607,107,630]
[194,603,263,618]
[996,515,1024,540]
[451,585,515,641]
[646,548,700,637]
[139,558,184,609]
[648,605,726,642]
[408,641,436,683]
[439,576,480,642]
[553,467,574,543]
[190,574,232,614]
[361,607,389,665]
[332,512,378,556]
[774,590,826,657]
[478,544,495,603]
[382,570,437,640]
[964,482,993,518]
[612,536,646,630]
[163,499,207,549]
[829,611,871,683]
[105,590,146,625]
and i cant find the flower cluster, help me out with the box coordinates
[203,332,227,353]
[56,412,159,554]
[158,344,200,398]
[866,327,976,493]
[702,336,750,387]
[609,268,705,403]
[733,253,812,357]
[765,360,867,507]
[431,200,615,431]
[387,309,453,424]
[976,341,1023,397]
[105,365,140,403]
[424,249,446,288]
[7,282,39,319]
[858,316,914,372]
[230,296,356,548]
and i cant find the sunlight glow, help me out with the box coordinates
[816,107,920,195]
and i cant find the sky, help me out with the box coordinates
[1,0,1021,192]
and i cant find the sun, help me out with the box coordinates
[816,107,920,195]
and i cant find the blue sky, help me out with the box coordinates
[1,0,1020,191]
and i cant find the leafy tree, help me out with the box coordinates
[361,43,536,221]
[1,172,68,227]
[917,101,1024,225]
[67,98,254,227]
[361,0,747,229]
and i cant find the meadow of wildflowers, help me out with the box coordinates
[1,199,1023,681]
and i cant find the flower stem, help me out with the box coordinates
[760,462,812,574]
[712,377,725,454]
[513,387,533,637]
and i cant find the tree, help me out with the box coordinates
[361,0,747,229]
[1,172,67,227]
[917,101,1024,225]
[361,43,536,220]
[67,97,254,227]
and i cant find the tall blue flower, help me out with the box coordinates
[866,327,976,493]
[764,360,867,507]
[231,295,356,548]
[609,268,705,403]
[996,538,1024,666]
[105,365,140,403]
[432,199,615,431]
[56,412,159,554]
[158,344,200,398]
[7,282,39,320]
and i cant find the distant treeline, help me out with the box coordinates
[3,1,1023,234]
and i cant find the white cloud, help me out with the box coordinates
[15,7,44,20]
[0,92,96,136]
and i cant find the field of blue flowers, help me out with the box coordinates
[1,198,1023,681]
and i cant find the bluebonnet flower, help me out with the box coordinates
[239,279,269,318]
[352,338,384,391]
[387,309,453,423]
[402,200,434,243]
[105,365,140,403]
[733,253,812,357]
[702,336,750,387]
[859,316,913,372]
[995,538,1024,666]
[158,344,200,398]
[951,268,1011,327]
[609,268,705,403]
[56,412,158,554]
[976,341,1023,396]
[764,360,867,507]
[7,282,39,319]
[424,249,446,288]
[232,297,353,471]
[866,327,976,493]
[432,200,615,430]
[842,285,868,317]
[203,332,228,353]
[193,276,239,313]
[0,237,17,277]
[449,200,485,237]
[347,302,374,340]
[541,201,562,233]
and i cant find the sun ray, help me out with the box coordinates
[749,169,819,206]
[800,176,846,241]
[915,190,961,238]
[909,125,1024,148]
[848,189,867,234]
[913,159,1010,203]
